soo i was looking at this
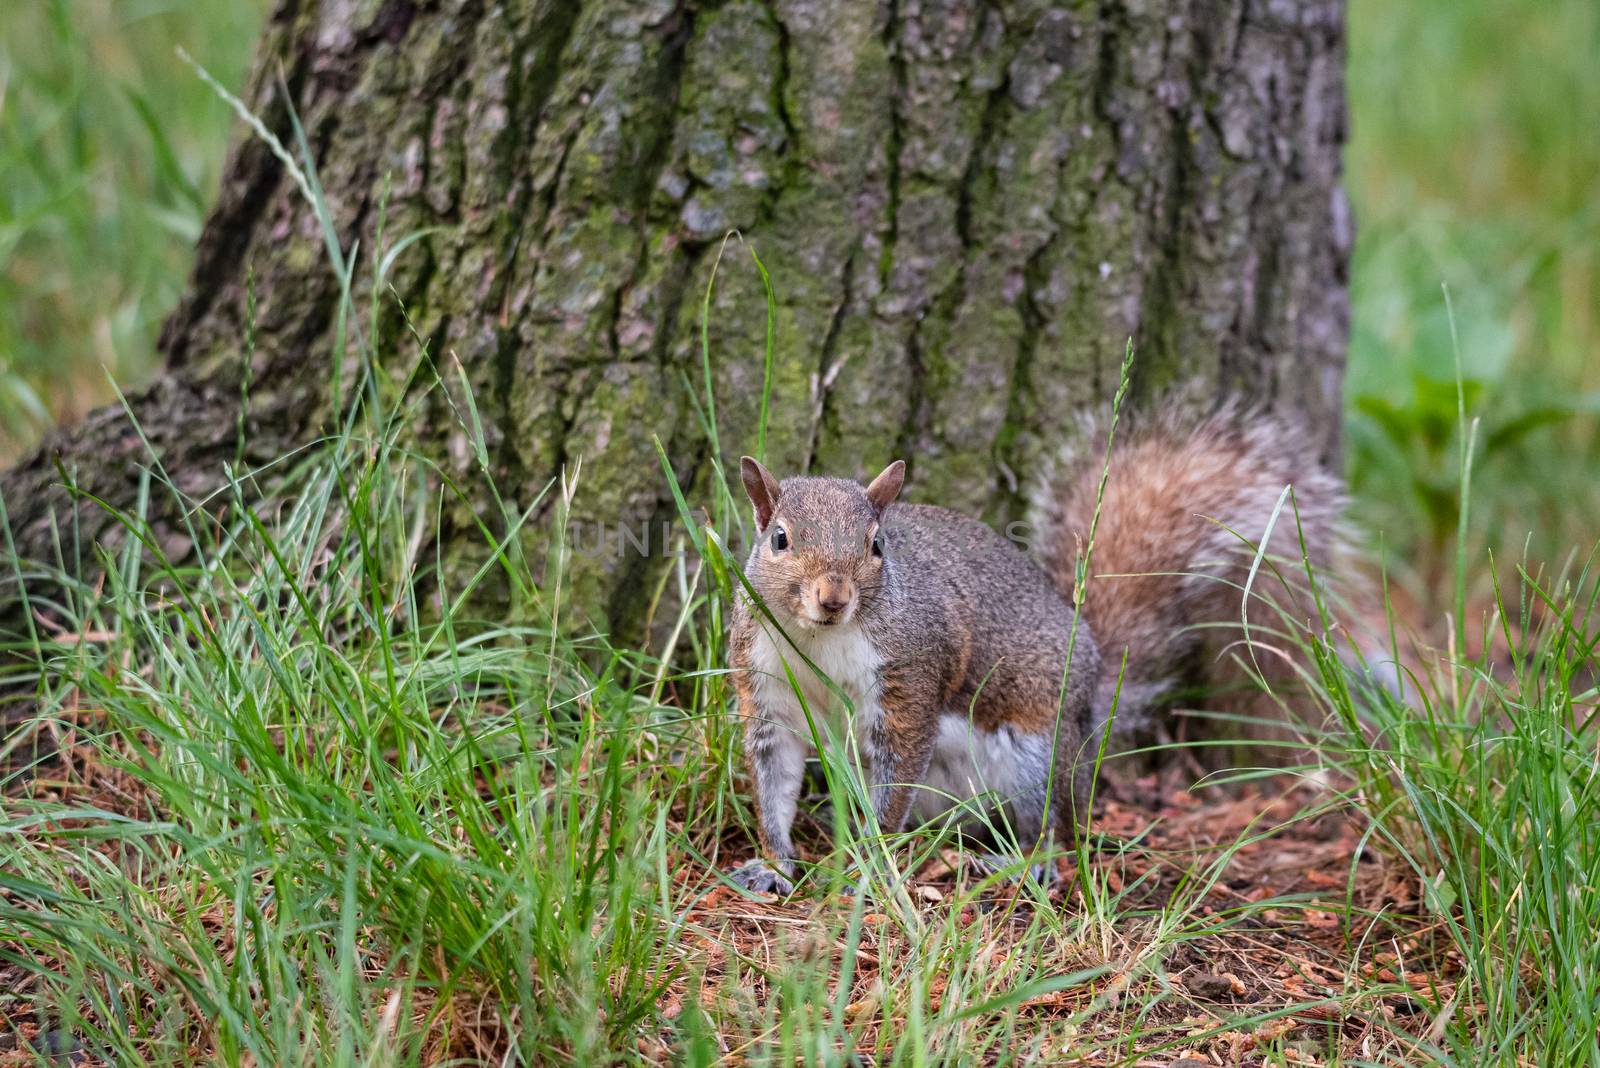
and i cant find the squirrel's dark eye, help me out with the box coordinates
[770,527,789,552]
[870,531,885,558]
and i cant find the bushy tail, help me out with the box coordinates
[1031,402,1353,739]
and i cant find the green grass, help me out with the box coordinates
[1345,0,1600,598]
[0,0,265,460]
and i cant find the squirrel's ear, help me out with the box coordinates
[865,460,905,517]
[740,456,781,530]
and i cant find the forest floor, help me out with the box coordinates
[672,775,1448,1065]
[1,710,1473,1065]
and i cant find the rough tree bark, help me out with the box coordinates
[0,0,1349,637]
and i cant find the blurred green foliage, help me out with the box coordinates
[0,0,264,456]
[1346,0,1600,595]
[1,0,1597,605]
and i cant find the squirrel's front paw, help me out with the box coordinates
[729,861,796,896]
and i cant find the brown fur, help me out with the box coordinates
[1031,405,1351,741]
[727,404,1355,890]
[728,461,1099,890]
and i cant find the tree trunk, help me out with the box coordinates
[0,0,1349,637]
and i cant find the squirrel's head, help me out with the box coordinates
[738,456,905,629]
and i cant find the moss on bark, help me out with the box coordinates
[1,0,1350,640]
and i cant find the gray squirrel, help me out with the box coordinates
[727,406,1349,894]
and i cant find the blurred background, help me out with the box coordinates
[2,0,1597,614]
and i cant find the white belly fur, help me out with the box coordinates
[747,624,1054,841]
[748,621,884,750]
[913,715,1054,843]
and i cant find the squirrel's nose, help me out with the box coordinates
[816,576,853,614]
